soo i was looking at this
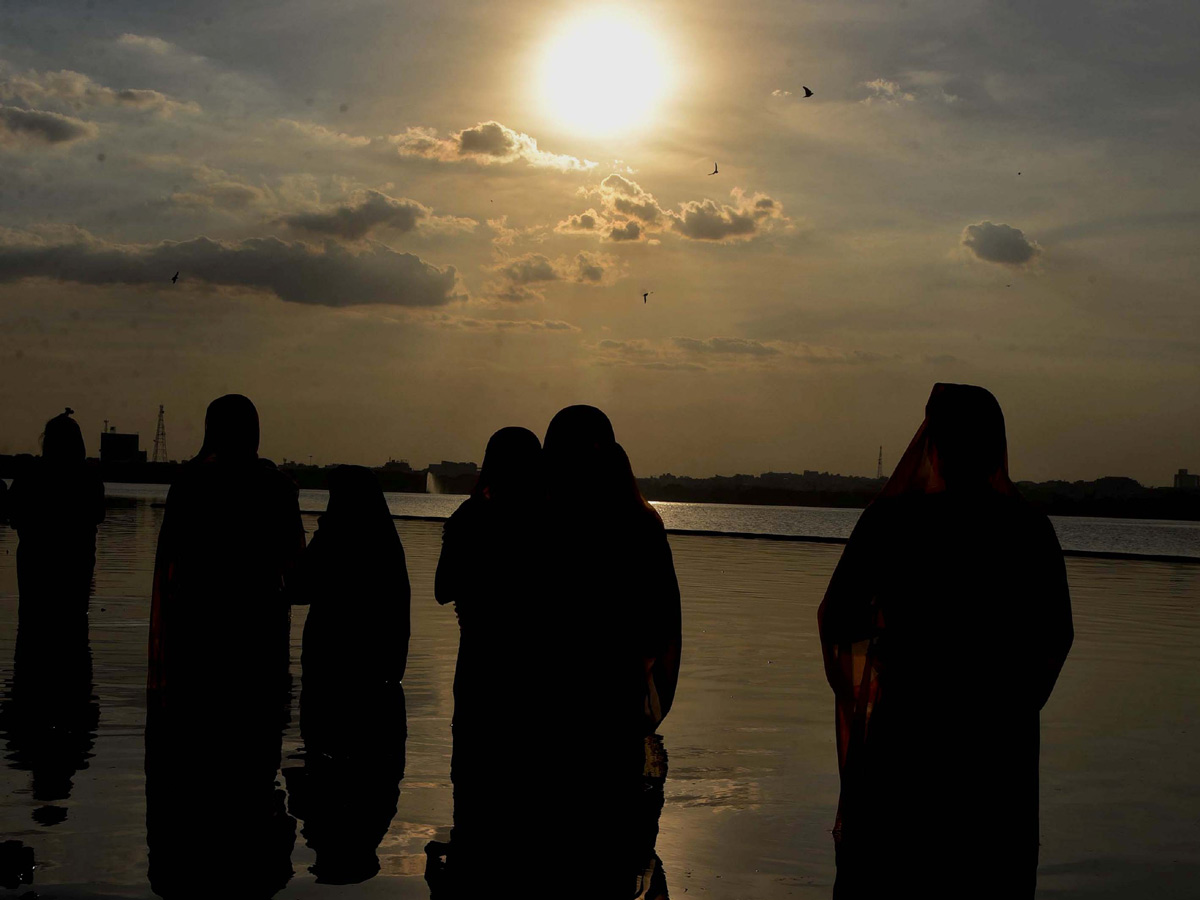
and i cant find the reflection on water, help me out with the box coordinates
[104,484,1200,558]
[0,502,1198,897]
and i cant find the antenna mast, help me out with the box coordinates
[152,405,168,463]
[876,445,883,479]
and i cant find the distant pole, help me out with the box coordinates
[152,405,168,463]
[876,445,884,479]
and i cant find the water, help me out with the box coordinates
[1,501,1198,898]
[101,484,1200,559]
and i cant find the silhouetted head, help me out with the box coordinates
[326,465,390,522]
[199,394,259,461]
[924,383,1008,490]
[543,405,615,458]
[41,408,86,464]
[473,427,541,501]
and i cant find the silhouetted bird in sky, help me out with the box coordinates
[171,272,179,284]
[708,162,718,176]
[643,292,653,304]
[803,86,814,98]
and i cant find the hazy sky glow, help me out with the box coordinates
[1,0,1197,482]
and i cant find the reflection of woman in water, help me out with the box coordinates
[8,408,105,616]
[818,383,1074,897]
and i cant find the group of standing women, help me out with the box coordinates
[3,382,1073,898]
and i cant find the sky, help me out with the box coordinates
[0,0,1197,484]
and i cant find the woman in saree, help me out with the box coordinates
[818,383,1074,897]
[8,408,105,618]
[145,394,303,898]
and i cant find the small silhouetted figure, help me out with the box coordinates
[145,394,302,899]
[283,465,409,885]
[818,383,1074,898]
[171,271,179,284]
[8,409,105,616]
[708,162,718,175]
[643,291,653,303]
[803,85,814,97]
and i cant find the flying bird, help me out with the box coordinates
[802,86,814,98]
[643,291,653,304]
[708,162,718,176]
[171,271,179,284]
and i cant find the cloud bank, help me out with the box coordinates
[390,120,596,172]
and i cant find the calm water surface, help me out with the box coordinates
[0,500,1198,898]
[103,484,1200,559]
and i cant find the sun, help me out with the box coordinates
[536,10,673,138]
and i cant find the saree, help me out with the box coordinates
[818,383,1073,897]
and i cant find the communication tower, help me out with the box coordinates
[152,405,168,463]
[876,445,883,479]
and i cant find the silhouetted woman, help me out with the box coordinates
[818,383,1074,898]
[2,410,101,827]
[435,426,543,786]
[284,465,409,885]
[145,394,301,899]
[148,394,305,704]
[543,406,682,742]
[8,408,105,618]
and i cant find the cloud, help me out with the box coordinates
[961,221,1041,265]
[486,250,619,301]
[862,79,915,104]
[555,209,606,234]
[283,190,429,239]
[389,121,596,171]
[670,189,786,242]
[0,68,199,116]
[0,105,98,147]
[276,119,372,148]
[609,220,642,241]
[115,33,177,56]
[771,89,793,98]
[674,337,781,357]
[596,174,664,224]
[172,181,270,210]
[428,315,580,333]
[569,176,786,243]
[0,226,462,307]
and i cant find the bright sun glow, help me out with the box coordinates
[537,11,673,137]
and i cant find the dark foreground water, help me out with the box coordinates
[1,500,1198,898]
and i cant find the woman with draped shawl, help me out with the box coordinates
[147,394,305,707]
[145,395,302,898]
[8,408,105,618]
[818,383,1073,897]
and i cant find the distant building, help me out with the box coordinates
[100,428,147,464]
[382,458,414,472]
[426,460,478,495]
[427,460,478,479]
[1175,469,1200,490]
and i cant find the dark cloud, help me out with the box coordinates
[390,121,596,171]
[0,227,461,307]
[487,250,617,301]
[608,220,642,241]
[283,190,428,239]
[671,189,785,242]
[674,337,781,357]
[0,105,98,147]
[961,221,1041,265]
[0,69,198,116]
[555,209,605,234]
[599,174,664,224]
[172,181,269,210]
